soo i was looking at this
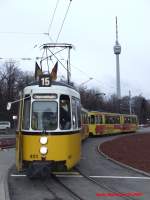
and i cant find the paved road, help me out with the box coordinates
[0,128,15,200]
[0,149,15,200]
[137,126,150,133]
[8,128,150,200]
[78,130,150,199]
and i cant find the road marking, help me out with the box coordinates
[96,192,143,197]
[52,172,80,175]
[10,174,150,180]
[90,176,150,180]
[54,175,83,177]
[11,174,26,177]
[10,174,82,178]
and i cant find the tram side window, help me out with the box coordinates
[105,116,114,124]
[76,99,81,128]
[72,98,77,129]
[85,114,88,124]
[88,116,91,124]
[82,114,88,124]
[91,115,95,124]
[114,116,120,124]
[60,95,71,130]
[22,96,31,130]
[98,115,103,124]
[105,116,109,124]
[128,117,131,123]
[132,117,137,123]
[71,98,81,129]
[124,117,130,124]
[124,117,127,123]
[95,116,98,124]
[81,112,85,124]
[95,115,102,124]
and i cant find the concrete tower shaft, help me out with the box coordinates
[113,16,121,99]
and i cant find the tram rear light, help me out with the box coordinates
[40,146,48,155]
[40,136,48,145]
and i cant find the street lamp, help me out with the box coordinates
[79,77,93,87]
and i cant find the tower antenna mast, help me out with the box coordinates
[113,16,121,99]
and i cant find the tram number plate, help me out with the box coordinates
[39,75,51,87]
[30,154,39,159]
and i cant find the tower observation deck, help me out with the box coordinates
[113,16,121,99]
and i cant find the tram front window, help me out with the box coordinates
[32,101,57,130]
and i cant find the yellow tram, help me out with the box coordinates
[88,111,138,136]
[81,107,89,140]
[16,81,82,177]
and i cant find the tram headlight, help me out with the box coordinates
[40,136,48,145]
[40,146,48,155]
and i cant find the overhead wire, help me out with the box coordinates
[55,0,72,43]
[40,47,66,63]
[70,62,115,90]
[47,48,67,71]
[43,0,73,76]
[48,0,60,38]
[0,32,48,36]
[45,0,113,91]
[45,36,114,91]
[0,1,114,93]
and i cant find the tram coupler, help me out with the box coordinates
[26,161,52,179]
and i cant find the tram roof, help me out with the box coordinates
[23,81,80,98]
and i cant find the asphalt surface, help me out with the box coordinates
[7,128,150,200]
[0,149,15,200]
[0,132,15,200]
[78,133,150,199]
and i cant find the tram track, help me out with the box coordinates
[9,134,148,200]
[44,165,137,200]
[43,174,86,200]
[75,167,136,200]
[75,138,139,200]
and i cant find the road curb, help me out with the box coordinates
[97,144,150,177]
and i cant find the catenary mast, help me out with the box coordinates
[113,16,121,99]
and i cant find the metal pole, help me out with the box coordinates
[129,90,132,114]
[67,47,71,84]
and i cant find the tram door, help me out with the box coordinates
[16,96,24,171]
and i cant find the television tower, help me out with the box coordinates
[113,16,121,99]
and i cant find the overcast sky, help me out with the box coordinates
[0,0,150,98]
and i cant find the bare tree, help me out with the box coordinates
[0,60,34,124]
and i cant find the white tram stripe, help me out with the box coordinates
[10,174,150,180]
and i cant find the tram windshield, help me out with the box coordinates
[31,101,58,130]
